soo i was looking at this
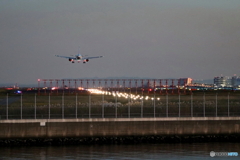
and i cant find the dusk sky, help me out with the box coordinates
[1,0,240,85]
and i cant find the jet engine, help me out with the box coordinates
[83,59,89,63]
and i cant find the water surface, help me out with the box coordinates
[0,142,239,160]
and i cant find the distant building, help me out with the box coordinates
[214,75,240,87]
[214,76,231,87]
[232,76,240,87]
[179,78,192,86]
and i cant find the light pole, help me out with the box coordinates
[102,91,104,118]
[178,93,181,117]
[216,92,218,117]
[191,93,193,117]
[115,91,118,118]
[6,93,8,120]
[141,96,143,118]
[89,92,91,118]
[154,89,156,118]
[21,93,22,119]
[49,93,51,119]
[228,92,230,117]
[128,93,131,118]
[62,91,64,119]
[76,93,78,119]
[166,93,168,117]
[34,93,36,119]
[203,92,205,117]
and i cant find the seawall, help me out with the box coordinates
[0,117,240,139]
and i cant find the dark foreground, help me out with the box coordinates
[1,135,240,146]
[1,142,239,160]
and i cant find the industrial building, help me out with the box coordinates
[179,78,192,86]
[232,75,240,87]
[214,75,240,88]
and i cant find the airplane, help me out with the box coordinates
[55,49,103,63]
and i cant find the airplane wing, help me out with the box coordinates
[82,56,104,60]
[55,55,76,60]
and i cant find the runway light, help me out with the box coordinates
[15,90,22,94]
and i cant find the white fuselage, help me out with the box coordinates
[76,54,82,60]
